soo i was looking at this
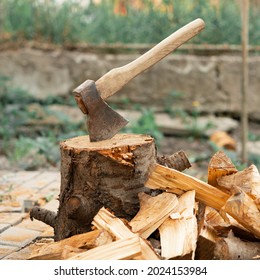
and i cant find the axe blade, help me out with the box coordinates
[74,80,128,142]
[88,102,128,142]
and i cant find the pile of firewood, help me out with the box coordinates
[28,150,260,260]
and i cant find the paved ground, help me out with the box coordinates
[0,170,60,259]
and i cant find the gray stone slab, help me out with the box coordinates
[0,212,26,226]
[0,244,19,259]
[0,224,10,233]
[0,226,40,247]
[19,171,59,190]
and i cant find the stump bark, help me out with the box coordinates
[54,133,156,240]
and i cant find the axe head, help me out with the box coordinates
[73,80,128,142]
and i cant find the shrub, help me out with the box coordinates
[1,0,260,45]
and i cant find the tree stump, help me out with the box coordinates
[51,133,156,241]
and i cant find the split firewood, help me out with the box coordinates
[145,163,230,211]
[28,229,113,260]
[93,207,160,260]
[214,231,260,260]
[60,246,85,260]
[159,190,197,259]
[222,188,260,239]
[196,224,218,260]
[68,235,142,260]
[207,150,237,192]
[157,150,192,171]
[217,164,260,199]
[203,206,233,237]
[195,204,219,260]
[93,207,133,239]
[129,192,179,239]
[199,206,254,241]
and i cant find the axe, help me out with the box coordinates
[73,18,205,142]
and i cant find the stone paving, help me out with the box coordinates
[0,170,60,259]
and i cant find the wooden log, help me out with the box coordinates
[200,206,255,241]
[129,192,179,239]
[60,246,85,260]
[28,229,113,260]
[204,206,232,237]
[159,190,197,259]
[30,207,57,228]
[195,204,218,260]
[93,207,160,260]
[68,235,142,260]
[222,188,260,239]
[157,150,192,171]
[210,131,236,151]
[196,226,217,260]
[146,163,260,241]
[145,163,230,210]
[46,133,156,241]
[217,164,260,199]
[214,232,260,260]
[207,151,237,193]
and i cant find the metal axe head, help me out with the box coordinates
[73,80,128,142]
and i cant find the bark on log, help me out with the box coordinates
[157,150,191,171]
[214,232,260,260]
[53,133,156,240]
[30,207,56,228]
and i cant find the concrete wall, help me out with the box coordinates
[0,48,259,119]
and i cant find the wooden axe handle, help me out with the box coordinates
[96,18,205,100]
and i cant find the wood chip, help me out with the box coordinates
[129,192,178,239]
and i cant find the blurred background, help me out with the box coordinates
[0,0,260,176]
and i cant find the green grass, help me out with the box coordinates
[1,0,260,45]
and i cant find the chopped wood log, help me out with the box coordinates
[157,150,192,171]
[93,207,133,240]
[159,190,197,259]
[255,198,260,211]
[129,192,179,239]
[222,188,260,239]
[204,206,232,237]
[93,207,160,260]
[195,204,218,260]
[201,206,255,241]
[210,131,236,150]
[214,231,260,260]
[145,163,230,210]
[60,246,85,260]
[28,229,113,260]
[217,164,260,199]
[207,150,237,192]
[196,226,217,260]
[68,235,142,260]
[31,134,156,241]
